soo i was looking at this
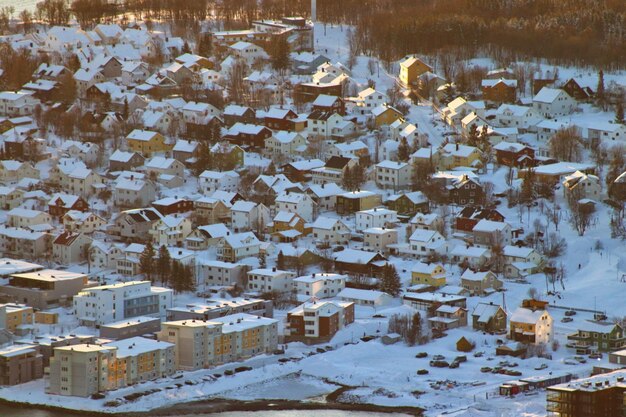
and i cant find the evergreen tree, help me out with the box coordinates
[258,251,267,268]
[351,163,366,190]
[615,102,624,124]
[156,245,171,285]
[181,41,192,54]
[139,242,155,282]
[596,70,605,109]
[268,35,290,73]
[406,312,422,346]
[197,33,212,57]
[520,168,536,203]
[466,124,479,147]
[342,165,353,190]
[379,263,401,296]
[276,250,285,270]
[170,260,181,293]
[122,97,129,120]
[194,141,211,176]
[397,137,410,162]
[265,161,277,175]
[181,264,196,292]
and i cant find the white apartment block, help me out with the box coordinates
[247,268,296,294]
[292,273,346,302]
[355,207,398,232]
[73,281,173,326]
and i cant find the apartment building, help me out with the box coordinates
[0,270,91,310]
[105,337,176,387]
[0,303,33,333]
[292,273,346,302]
[247,268,297,294]
[285,300,355,344]
[158,313,278,371]
[73,281,173,326]
[196,260,247,290]
[167,298,273,321]
[0,344,43,385]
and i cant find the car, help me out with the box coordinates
[430,360,449,368]
[563,359,579,365]
[449,361,460,369]
[561,317,573,323]
[589,352,603,359]
[454,356,467,363]
[415,352,428,358]
[473,351,484,358]
[432,355,445,361]
[417,369,429,375]
[565,310,577,316]
[535,363,548,370]
[574,356,587,364]
[480,367,492,373]
[505,370,522,377]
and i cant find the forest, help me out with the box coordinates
[24,0,626,68]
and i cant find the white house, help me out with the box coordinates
[356,207,398,232]
[375,160,412,189]
[0,91,40,117]
[441,97,486,126]
[149,215,192,247]
[231,201,270,233]
[275,192,316,222]
[307,183,345,212]
[265,131,307,157]
[113,178,157,207]
[532,87,576,118]
[405,229,446,258]
[509,307,554,345]
[199,170,240,195]
[293,273,346,302]
[247,268,296,294]
[7,208,51,229]
[228,41,268,64]
[494,104,542,132]
[217,232,262,262]
[562,170,601,200]
[337,288,394,307]
[73,281,173,326]
[62,211,106,234]
[310,216,351,245]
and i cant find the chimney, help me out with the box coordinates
[272,267,276,272]
[455,143,459,151]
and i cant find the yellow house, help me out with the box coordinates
[439,143,483,170]
[0,303,33,332]
[126,129,171,156]
[411,262,446,287]
[372,105,403,127]
[399,56,433,87]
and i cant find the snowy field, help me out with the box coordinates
[0,0,38,13]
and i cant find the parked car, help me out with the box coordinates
[430,360,449,368]
[480,367,492,373]
[432,355,445,361]
[417,369,429,375]
[589,352,603,359]
[415,352,428,358]
[449,361,460,369]
[561,317,573,323]
[565,310,577,316]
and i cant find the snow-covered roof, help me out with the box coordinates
[533,87,567,104]
[338,288,388,301]
[510,307,548,324]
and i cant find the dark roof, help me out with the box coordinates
[325,156,352,170]
[53,231,81,246]
[307,109,336,121]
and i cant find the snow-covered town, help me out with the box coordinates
[0,1,624,417]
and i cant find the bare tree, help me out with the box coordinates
[549,127,583,162]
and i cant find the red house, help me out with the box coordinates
[481,79,517,103]
[152,197,194,215]
[224,123,272,149]
[48,194,89,217]
[263,108,298,131]
[493,142,536,168]
[455,207,505,233]
[312,94,345,115]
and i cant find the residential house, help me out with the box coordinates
[222,104,256,127]
[439,143,483,170]
[265,131,307,157]
[108,150,145,172]
[356,207,398,232]
[385,192,429,217]
[441,97,486,127]
[228,41,268,64]
[125,129,171,156]
[375,160,412,189]
[149,215,192,247]
[399,56,433,87]
[231,201,270,233]
[0,160,39,183]
[199,170,240,195]
[460,270,503,296]
[310,216,350,245]
[411,262,446,287]
[532,87,576,118]
[52,231,92,265]
[247,268,296,294]
[472,219,512,247]
[282,159,325,183]
[481,79,517,103]
[110,208,162,242]
[448,175,485,206]
[193,196,231,225]
[503,245,543,278]
[307,110,353,140]
[336,190,382,215]
[363,228,397,253]
[113,178,157,208]
[333,249,388,278]
[48,194,88,217]
[0,345,42,385]
[400,228,446,258]
[428,305,468,332]
[562,78,595,101]
[493,142,536,168]
[371,104,403,128]
[509,307,553,344]
[7,208,51,229]
[311,156,358,185]
[224,123,272,149]
[216,232,261,262]
[312,94,345,115]
[472,302,507,333]
[89,240,123,270]
[292,273,346,302]
[0,187,24,210]
[0,91,40,117]
[275,192,316,222]
[306,182,345,212]
[450,245,490,269]
[62,211,105,234]
[285,300,354,344]
[337,288,393,307]
[196,259,247,289]
[563,170,601,200]
[151,197,194,216]
[494,104,542,132]
[263,108,298,131]
[567,321,625,353]
[185,223,230,251]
